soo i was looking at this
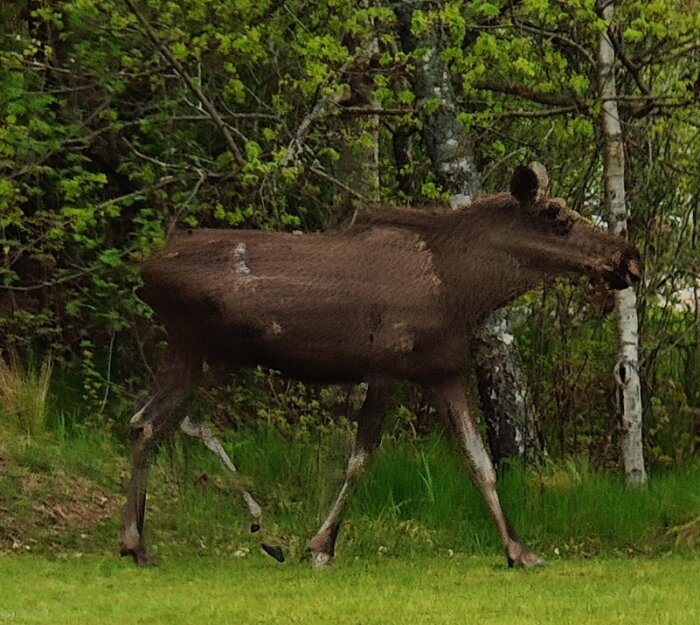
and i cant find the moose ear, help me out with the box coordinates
[510,162,549,204]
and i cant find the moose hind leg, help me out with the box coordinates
[179,418,266,533]
[121,358,197,565]
[429,377,547,568]
[308,383,391,568]
[179,417,284,563]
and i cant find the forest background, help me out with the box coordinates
[1,0,699,559]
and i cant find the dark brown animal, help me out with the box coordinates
[121,164,641,568]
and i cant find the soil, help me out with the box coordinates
[0,446,122,555]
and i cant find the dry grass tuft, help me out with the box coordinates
[667,515,700,548]
[0,352,53,438]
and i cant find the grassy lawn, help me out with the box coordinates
[1,554,698,624]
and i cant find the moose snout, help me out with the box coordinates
[602,248,642,290]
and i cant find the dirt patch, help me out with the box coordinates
[25,470,119,528]
[0,454,122,554]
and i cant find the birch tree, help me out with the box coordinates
[597,0,647,485]
[394,0,539,466]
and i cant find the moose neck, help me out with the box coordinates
[424,199,547,328]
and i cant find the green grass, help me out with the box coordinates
[2,424,698,562]
[0,554,698,624]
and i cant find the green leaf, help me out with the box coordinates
[623,28,644,43]
[99,248,122,268]
[475,2,500,18]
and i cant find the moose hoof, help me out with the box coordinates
[120,546,158,567]
[261,543,285,563]
[507,546,549,569]
[311,551,335,569]
[307,530,337,568]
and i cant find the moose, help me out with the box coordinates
[121,163,641,568]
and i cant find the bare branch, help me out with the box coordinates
[308,165,369,202]
[169,112,279,121]
[335,106,414,117]
[491,106,578,118]
[95,175,178,211]
[474,80,590,113]
[1,266,101,293]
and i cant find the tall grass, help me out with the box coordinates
[357,438,700,556]
[2,403,697,560]
[151,426,700,560]
[0,352,52,438]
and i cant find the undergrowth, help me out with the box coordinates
[1,420,698,562]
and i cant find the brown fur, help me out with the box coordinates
[140,190,640,384]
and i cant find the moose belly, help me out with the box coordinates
[199,309,460,384]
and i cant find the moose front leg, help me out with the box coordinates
[428,377,547,568]
[308,383,391,568]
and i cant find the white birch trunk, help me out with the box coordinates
[597,1,647,485]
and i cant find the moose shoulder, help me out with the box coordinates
[122,164,641,568]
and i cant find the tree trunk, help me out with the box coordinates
[337,24,381,212]
[394,0,539,467]
[472,309,539,463]
[597,0,647,486]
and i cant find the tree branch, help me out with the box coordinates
[474,79,590,113]
[473,80,694,119]
[123,0,245,167]
[510,19,596,67]
[607,26,651,96]
[491,106,579,118]
[308,164,369,202]
[335,106,414,117]
[95,175,178,211]
[280,79,349,169]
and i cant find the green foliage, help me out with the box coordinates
[0,0,698,459]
